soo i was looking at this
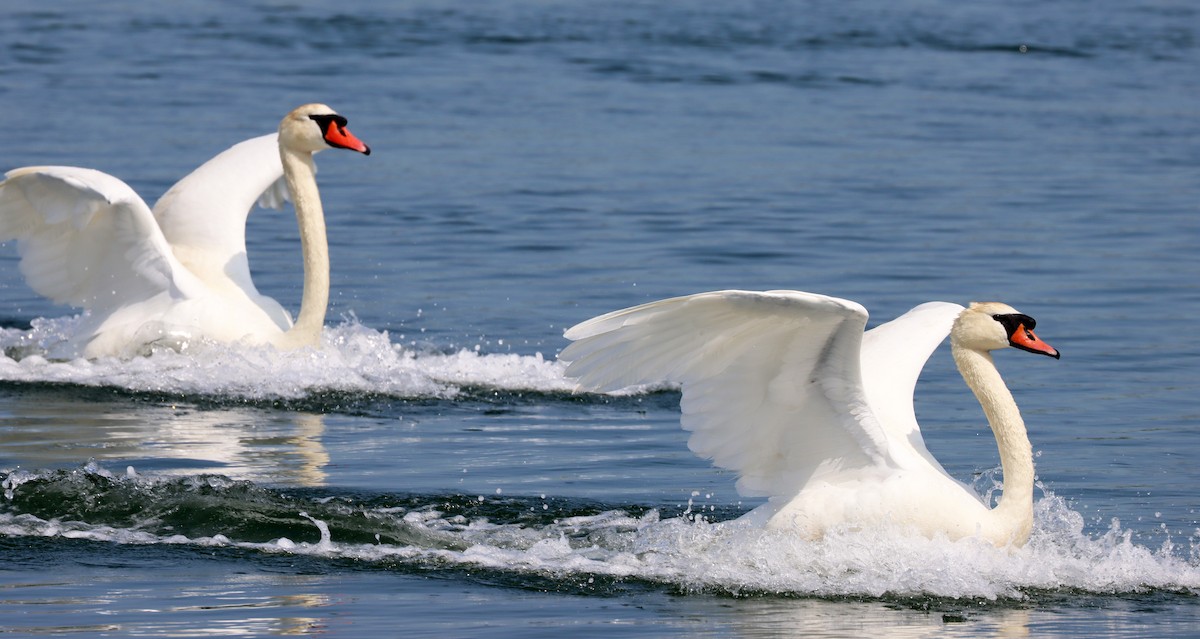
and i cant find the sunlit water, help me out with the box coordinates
[2,1,1199,637]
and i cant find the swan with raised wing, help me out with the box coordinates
[561,290,1060,546]
[0,104,370,358]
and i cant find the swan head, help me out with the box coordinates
[279,104,371,156]
[953,302,1060,359]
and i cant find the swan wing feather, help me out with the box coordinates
[860,301,964,468]
[0,166,203,311]
[562,290,891,498]
[151,133,291,293]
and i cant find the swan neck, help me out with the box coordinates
[279,147,328,349]
[952,345,1035,533]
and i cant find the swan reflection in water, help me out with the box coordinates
[0,390,329,486]
[717,598,1031,639]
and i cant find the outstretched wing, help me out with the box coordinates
[0,166,204,313]
[151,133,289,294]
[860,301,964,469]
[561,290,890,498]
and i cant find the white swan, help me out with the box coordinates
[0,104,370,358]
[560,290,1060,546]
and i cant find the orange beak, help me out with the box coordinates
[321,120,371,155]
[1009,324,1060,359]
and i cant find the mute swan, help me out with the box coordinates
[561,290,1060,547]
[0,104,370,358]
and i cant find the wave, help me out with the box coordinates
[248,2,1187,61]
[95,2,1191,82]
[3,463,1198,601]
[0,317,577,402]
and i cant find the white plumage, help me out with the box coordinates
[0,104,369,358]
[562,290,1060,546]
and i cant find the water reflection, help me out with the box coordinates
[0,572,331,637]
[0,389,329,486]
[717,597,1032,638]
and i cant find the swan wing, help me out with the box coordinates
[151,133,289,293]
[562,290,890,498]
[0,166,204,312]
[860,301,964,468]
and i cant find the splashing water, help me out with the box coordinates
[2,318,1196,603]
[0,318,574,400]
[2,464,1197,602]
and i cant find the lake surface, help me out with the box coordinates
[2,1,1198,636]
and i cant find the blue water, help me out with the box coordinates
[2,1,1199,636]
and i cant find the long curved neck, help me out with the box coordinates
[278,146,328,349]
[952,345,1035,540]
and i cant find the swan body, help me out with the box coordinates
[0,104,370,358]
[561,290,1060,546]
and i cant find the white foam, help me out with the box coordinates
[2,487,1196,600]
[0,318,574,399]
